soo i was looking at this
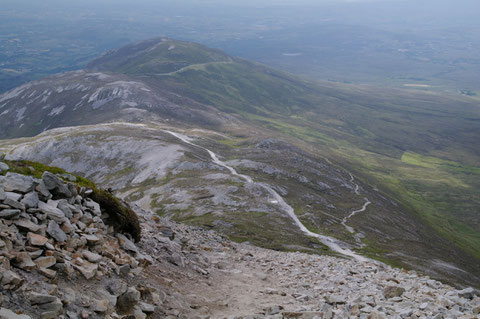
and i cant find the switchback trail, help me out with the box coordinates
[342,173,371,234]
[164,130,369,262]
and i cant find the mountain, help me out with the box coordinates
[0,38,479,288]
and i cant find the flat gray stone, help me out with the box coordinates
[38,201,66,223]
[3,172,37,193]
[29,292,57,305]
[21,192,39,209]
[3,198,25,211]
[0,307,32,319]
[5,192,22,201]
[116,234,138,254]
[47,220,67,242]
[0,209,21,219]
[14,218,41,232]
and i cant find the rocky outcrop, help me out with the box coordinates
[0,162,155,318]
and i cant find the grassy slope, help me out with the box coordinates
[153,60,480,261]
[89,40,480,262]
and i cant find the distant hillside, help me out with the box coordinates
[0,38,479,287]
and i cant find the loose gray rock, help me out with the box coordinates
[21,192,39,209]
[37,297,63,315]
[59,173,76,182]
[457,287,476,299]
[57,200,73,219]
[27,232,48,246]
[139,302,155,314]
[41,172,72,198]
[34,256,56,269]
[0,209,21,219]
[38,201,66,223]
[47,220,67,242]
[325,295,346,304]
[0,270,24,289]
[384,286,406,299]
[3,173,36,193]
[117,287,141,313]
[35,181,51,199]
[3,198,25,211]
[0,162,9,173]
[82,251,102,263]
[4,192,21,201]
[13,218,41,232]
[72,259,98,279]
[29,292,58,305]
[116,234,138,254]
[0,307,32,319]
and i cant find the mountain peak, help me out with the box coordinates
[86,38,232,75]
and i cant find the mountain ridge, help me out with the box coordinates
[0,38,479,288]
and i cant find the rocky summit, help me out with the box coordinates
[0,161,479,318]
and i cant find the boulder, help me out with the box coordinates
[3,173,37,193]
[0,188,6,201]
[47,220,67,242]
